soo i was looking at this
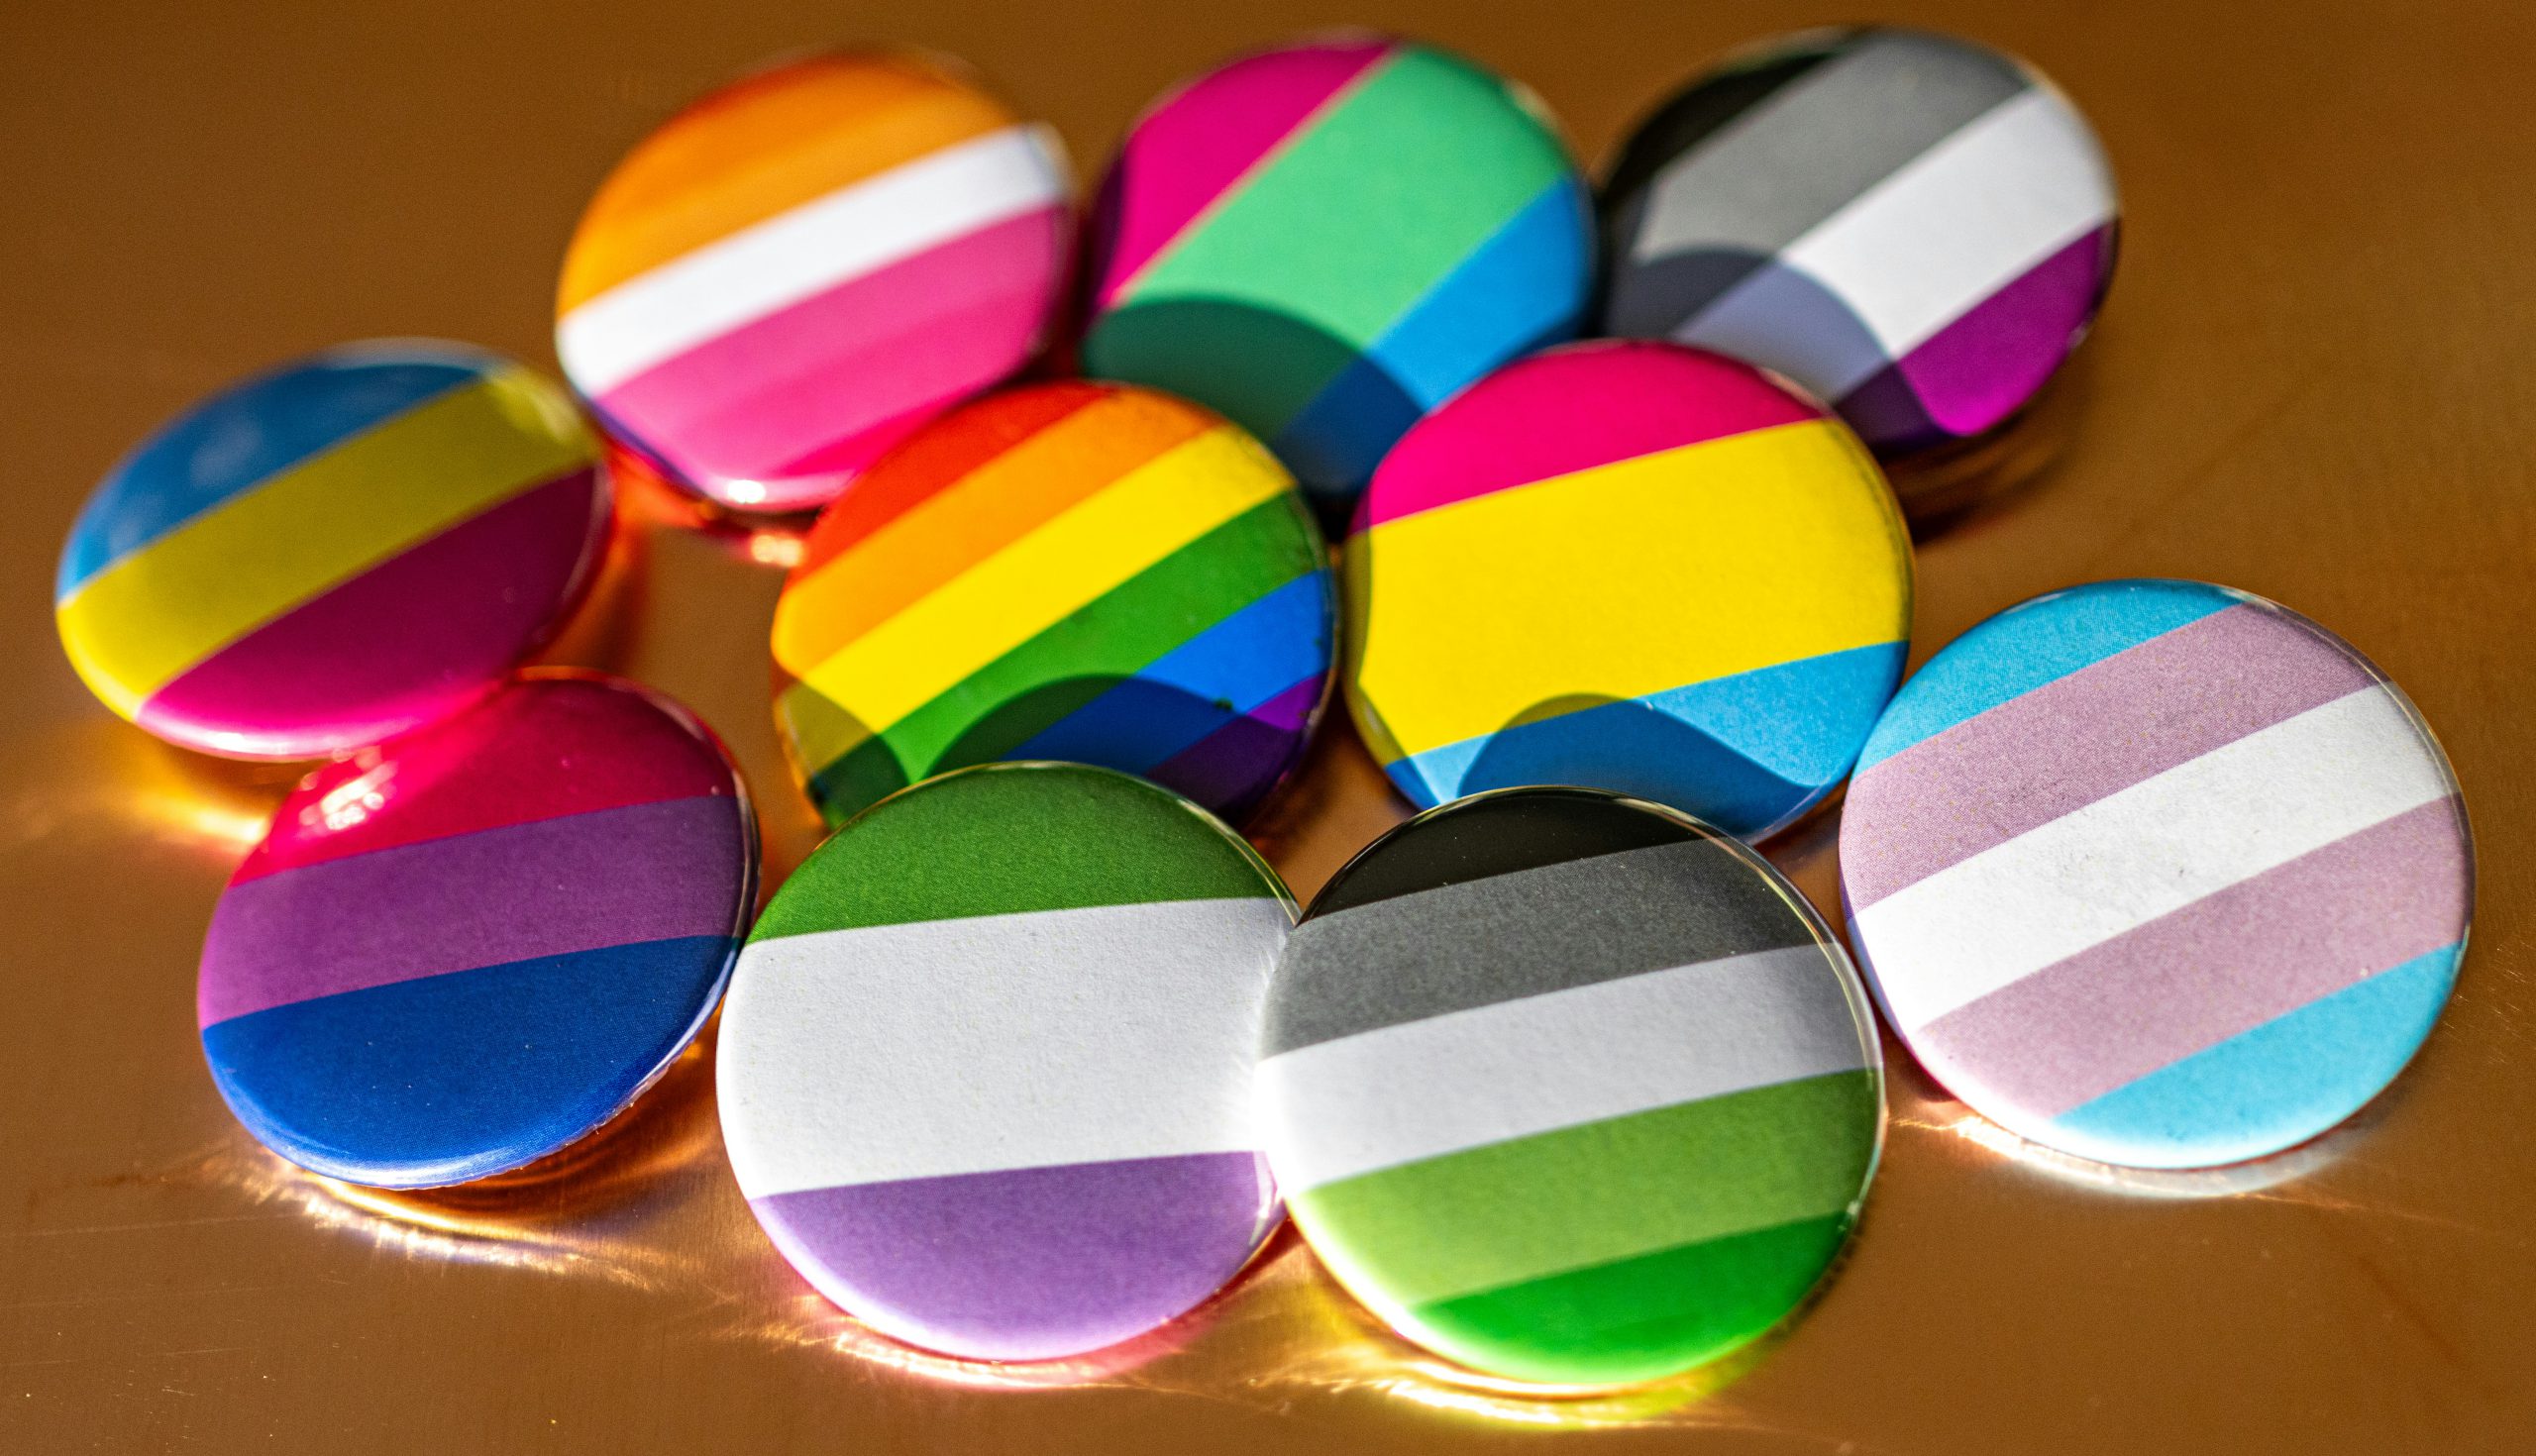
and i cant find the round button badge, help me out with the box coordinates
[1258,788,1882,1386]
[717,764,1291,1362]
[1344,339,1910,839]
[1081,35,1593,516]
[198,673,757,1188]
[1842,580,2473,1170]
[557,51,1072,512]
[772,382,1333,829]
[56,342,608,759]
[1599,27,2118,457]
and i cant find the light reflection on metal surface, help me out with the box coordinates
[1895,1109,2349,1198]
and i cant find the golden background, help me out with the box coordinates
[4,0,2531,1449]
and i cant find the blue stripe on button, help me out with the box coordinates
[200,933,735,1189]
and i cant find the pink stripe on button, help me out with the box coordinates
[1907,798,2470,1118]
[1843,607,2380,910]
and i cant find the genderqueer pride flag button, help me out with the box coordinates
[1080,34,1593,517]
[1598,27,2118,459]
[1842,580,2474,1170]
[771,382,1333,830]
[197,673,756,1189]
[56,342,609,759]
[557,51,1071,512]
[1344,340,1911,839]
[717,763,1293,1362]
[1257,787,1883,1387]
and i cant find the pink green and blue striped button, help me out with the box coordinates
[557,51,1072,513]
[718,763,1291,1362]
[1842,580,2473,1169]
[198,673,757,1189]
[55,342,608,759]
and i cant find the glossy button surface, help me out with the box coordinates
[772,382,1333,828]
[1081,35,1593,517]
[197,673,757,1188]
[55,342,607,759]
[718,764,1290,1362]
[1599,26,2118,457]
[1345,339,1910,838]
[1258,787,1882,1386]
[557,51,1072,512]
[1842,580,2473,1169]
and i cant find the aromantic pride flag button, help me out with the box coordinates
[1599,27,2118,458]
[1344,339,1910,839]
[1842,580,2473,1170]
[557,51,1071,512]
[1258,787,1882,1386]
[56,342,608,759]
[718,764,1291,1362]
[198,674,757,1188]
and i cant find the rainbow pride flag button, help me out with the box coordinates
[1599,28,2118,457]
[55,343,608,759]
[197,674,756,1189]
[719,763,1290,1362]
[1345,340,1911,839]
[558,52,1071,512]
[772,382,1333,828]
[1258,787,1882,1386]
[1081,35,1593,515]
[1843,580,2474,1170]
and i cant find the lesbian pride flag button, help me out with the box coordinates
[1257,788,1882,1385]
[558,52,1071,512]
[1344,340,1910,839]
[1842,580,2474,1169]
[198,674,756,1188]
[56,343,607,759]
[718,764,1289,1362]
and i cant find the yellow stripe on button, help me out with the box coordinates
[796,427,1288,734]
[55,367,594,716]
[1346,420,1910,759]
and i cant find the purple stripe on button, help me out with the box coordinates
[1885,223,2113,440]
[752,1150,1278,1362]
[199,794,746,1028]
[1844,607,2378,910]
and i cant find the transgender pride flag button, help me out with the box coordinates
[718,763,1290,1362]
[197,674,757,1189]
[1842,580,2474,1170]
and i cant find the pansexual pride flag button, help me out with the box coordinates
[1599,27,2118,458]
[56,343,608,759]
[772,382,1333,829]
[198,674,756,1189]
[557,51,1071,512]
[1081,35,1593,516]
[1259,788,1882,1386]
[718,764,1290,1362]
[1843,580,2474,1170]
[1345,340,1910,839]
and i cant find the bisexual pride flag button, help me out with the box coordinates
[1842,580,2474,1169]
[1257,788,1882,1386]
[557,51,1071,512]
[198,674,756,1188]
[718,764,1290,1362]
[56,343,608,759]
[1599,28,2117,460]
[1081,35,1593,517]
[1344,340,1910,839]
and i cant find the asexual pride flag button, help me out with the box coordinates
[1842,580,2473,1170]
[197,674,756,1188]
[718,763,1290,1362]
[1257,787,1882,1386]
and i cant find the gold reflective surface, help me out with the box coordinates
[5,1,2532,1449]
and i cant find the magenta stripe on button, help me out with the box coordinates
[1910,798,2470,1117]
[1844,607,2379,910]
[198,794,746,1028]
[1880,224,2113,440]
